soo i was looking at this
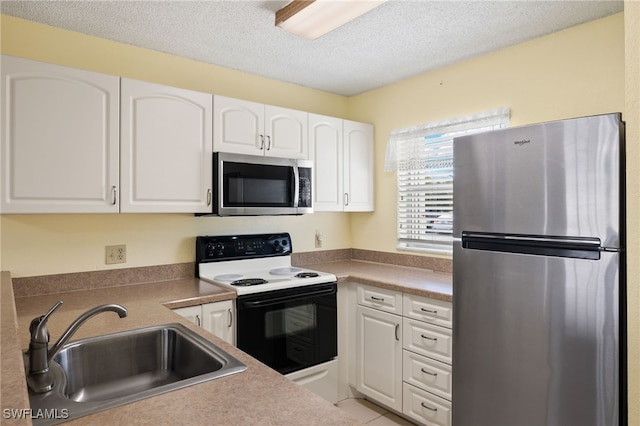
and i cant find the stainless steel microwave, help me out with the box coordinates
[212,152,313,216]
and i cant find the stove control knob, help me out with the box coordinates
[215,242,225,253]
[281,239,288,246]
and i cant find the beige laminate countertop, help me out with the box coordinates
[303,260,453,302]
[1,260,452,425]
[1,274,361,426]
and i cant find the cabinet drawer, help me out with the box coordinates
[357,284,402,315]
[403,318,452,364]
[403,350,452,401]
[403,294,452,329]
[403,383,451,426]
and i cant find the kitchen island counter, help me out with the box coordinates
[1,273,361,425]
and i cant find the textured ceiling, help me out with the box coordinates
[0,0,624,96]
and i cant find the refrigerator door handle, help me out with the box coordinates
[461,231,603,260]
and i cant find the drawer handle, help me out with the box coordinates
[421,402,438,412]
[421,308,438,314]
[370,296,385,302]
[421,334,438,341]
[421,368,438,376]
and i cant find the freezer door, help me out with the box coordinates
[452,242,620,426]
[453,113,623,248]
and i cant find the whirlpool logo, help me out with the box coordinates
[514,139,531,146]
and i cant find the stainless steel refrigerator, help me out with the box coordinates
[452,113,626,426]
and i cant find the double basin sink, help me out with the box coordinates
[27,323,247,425]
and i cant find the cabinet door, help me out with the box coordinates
[213,95,264,155]
[265,105,308,159]
[1,55,119,213]
[173,305,202,327]
[309,114,343,211]
[356,305,402,411]
[120,78,213,213]
[202,300,235,345]
[343,120,374,212]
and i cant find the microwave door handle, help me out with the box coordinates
[293,165,300,208]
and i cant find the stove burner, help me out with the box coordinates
[295,272,320,278]
[231,278,268,286]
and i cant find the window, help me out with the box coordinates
[386,108,510,254]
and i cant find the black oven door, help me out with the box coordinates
[236,283,337,375]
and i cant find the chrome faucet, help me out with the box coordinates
[27,300,128,393]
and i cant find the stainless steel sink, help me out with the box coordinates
[26,323,247,425]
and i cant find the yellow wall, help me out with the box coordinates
[624,2,639,424]
[0,15,353,277]
[348,13,625,254]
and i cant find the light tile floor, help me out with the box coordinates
[335,398,416,425]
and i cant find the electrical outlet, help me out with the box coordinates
[106,244,126,264]
[315,230,323,248]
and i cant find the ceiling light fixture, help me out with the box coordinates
[275,0,386,40]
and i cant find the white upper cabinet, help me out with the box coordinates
[213,96,264,156]
[120,78,213,213]
[214,95,308,159]
[343,120,374,212]
[264,105,308,159]
[1,55,120,213]
[310,114,374,212]
[309,114,343,211]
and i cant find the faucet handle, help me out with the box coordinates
[30,300,63,343]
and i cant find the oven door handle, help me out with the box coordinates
[239,286,336,308]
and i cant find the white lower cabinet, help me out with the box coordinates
[403,351,452,401]
[355,304,403,411]
[173,300,235,345]
[403,382,452,426]
[354,283,453,425]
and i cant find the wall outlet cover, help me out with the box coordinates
[106,244,126,264]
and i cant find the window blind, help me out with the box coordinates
[388,108,510,254]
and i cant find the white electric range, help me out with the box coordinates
[195,233,339,404]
